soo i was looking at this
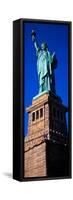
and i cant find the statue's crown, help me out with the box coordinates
[41,42,48,50]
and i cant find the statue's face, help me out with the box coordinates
[41,43,48,50]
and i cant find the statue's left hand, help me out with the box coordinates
[52,52,55,58]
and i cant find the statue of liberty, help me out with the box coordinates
[31,30,57,94]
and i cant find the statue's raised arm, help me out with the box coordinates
[31,30,40,53]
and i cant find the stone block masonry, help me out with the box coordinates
[24,92,68,178]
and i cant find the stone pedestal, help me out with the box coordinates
[24,92,68,178]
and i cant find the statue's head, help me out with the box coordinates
[41,42,48,50]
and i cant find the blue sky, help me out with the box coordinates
[24,22,68,136]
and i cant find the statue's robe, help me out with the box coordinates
[37,50,53,91]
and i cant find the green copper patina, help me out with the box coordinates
[31,30,57,94]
